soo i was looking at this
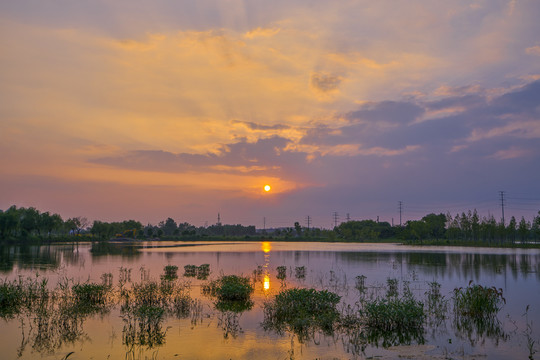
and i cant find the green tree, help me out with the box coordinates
[518,217,530,243]
[421,213,446,240]
[294,222,302,236]
[507,216,517,244]
[160,218,178,236]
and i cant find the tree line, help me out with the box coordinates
[335,210,540,244]
[1,205,539,245]
[0,206,256,241]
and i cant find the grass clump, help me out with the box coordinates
[183,264,211,279]
[203,275,254,312]
[276,266,287,280]
[453,281,505,318]
[203,275,253,302]
[161,265,178,281]
[72,283,110,307]
[452,281,506,342]
[263,288,341,341]
[0,279,23,317]
[361,296,425,332]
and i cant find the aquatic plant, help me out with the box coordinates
[203,274,254,313]
[386,278,399,298]
[262,288,341,341]
[453,281,505,318]
[161,265,178,281]
[425,281,448,325]
[197,264,210,280]
[452,281,506,344]
[355,275,367,294]
[359,285,426,347]
[294,266,306,279]
[361,295,425,333]
[0,279,23,317]
[203,275,254,302]
[122,305,166,349]
[276,266,287,280]
[72,283,110,308]
[183,264,197,277]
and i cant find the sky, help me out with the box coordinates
[1,0,539,229]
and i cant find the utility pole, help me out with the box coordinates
[333,212,339,228]
[217,213,221,226]
[398,201,403,227]
[305,215,311,230]
[346,213,351,222]
[499,191,506,225]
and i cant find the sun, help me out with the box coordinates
[264,184,271,192]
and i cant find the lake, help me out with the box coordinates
[1,241,539,359]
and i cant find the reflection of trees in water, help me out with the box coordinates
[90,242,141,258]
[0,245,61,272]
[336,251,540,281]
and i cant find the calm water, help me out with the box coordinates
[1,241,539,359]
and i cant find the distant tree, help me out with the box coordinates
[294,222,302,236]
[471,210,480,241]
[19,207,40,237]
[160,217,178,236]
[507,216,517,244]
[421,213,446,240]
[532,211,540,242]
[0,206,20,238]
[518,217,530,242]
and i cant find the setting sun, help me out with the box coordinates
[264,185,271,192]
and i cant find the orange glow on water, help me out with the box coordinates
[261,242,271,253]
[263,274,270,291]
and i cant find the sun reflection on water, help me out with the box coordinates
[261,242,271,253]
[263,274,270,291]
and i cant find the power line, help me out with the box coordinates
[398,201,403,226]
[332,212,339,228]
[499,191,505,226]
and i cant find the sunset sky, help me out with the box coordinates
[1,0,539,228]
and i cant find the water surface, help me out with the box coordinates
[1,241,539,359]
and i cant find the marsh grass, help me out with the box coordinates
[183,264,211,279]
[203,275,253,302]
[161,265,178,281]
[276,266,287,280]
[294,266,306,279]
[262,288,341,342]
[453,281,505,318]
[452,281,506,344]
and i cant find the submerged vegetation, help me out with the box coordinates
[0,258,536,359]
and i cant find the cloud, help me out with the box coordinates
[244,27,280,39]
[491,147,531,160]
[310,72,343,93]
[346,101,424,125]
[526,45,540,56]
[231,120,291,131]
